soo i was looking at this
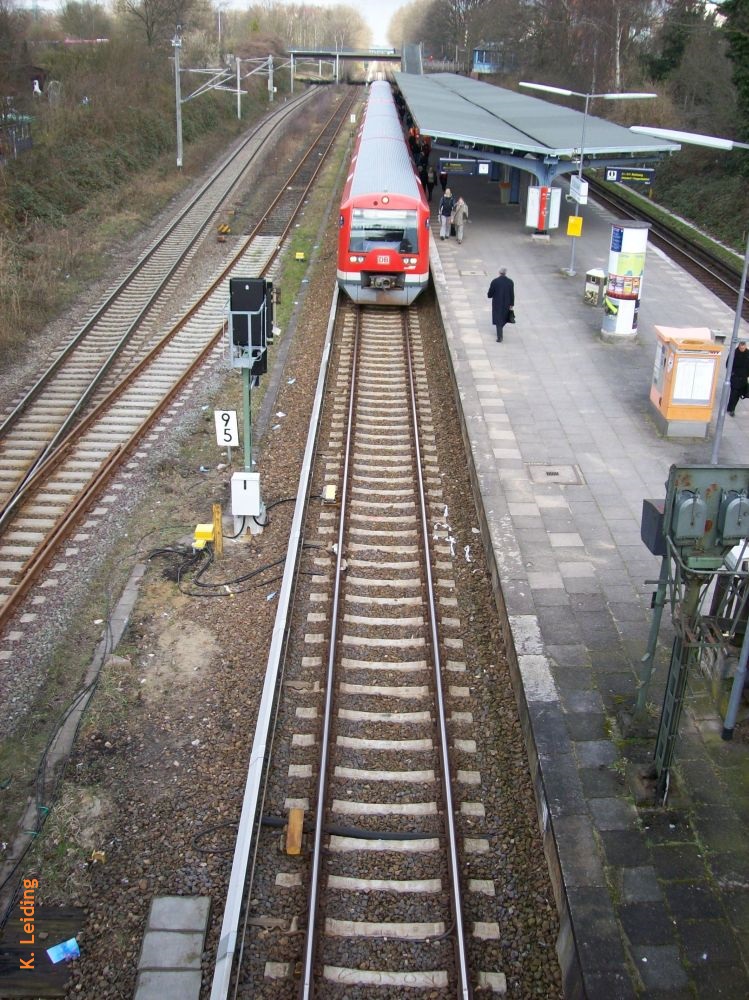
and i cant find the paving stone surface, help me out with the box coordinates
[430,179,749,998]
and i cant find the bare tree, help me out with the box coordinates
[520,0,656,92]
[118,0,170,46]
[118,0,205,47]
[0,0,34,98]
[58,2,113,39]
[393,0,491,61]
[243,2,367,49]
[469,0,533,71]
[572,0,655,93]
[671,20,734,134]
[524,0,577,85]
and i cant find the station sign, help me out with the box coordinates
[570,175,589,204]
[525,185,561,230]
[439,158,491,177]
[605,167,655,186]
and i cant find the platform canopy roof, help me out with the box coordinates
[393,72,678,161]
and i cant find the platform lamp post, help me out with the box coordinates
[519,83,656,276]
[172,28,183,169]
[631,126,749,465]
[217,2,229,52]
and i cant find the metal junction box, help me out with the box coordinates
[718,491,749,546]
[641,499,667,556]
[231,472,261,517]
[662,465,749,569]
[672,491,707,544]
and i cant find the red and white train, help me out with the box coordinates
[337,81,430,305]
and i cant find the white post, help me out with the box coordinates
[236,56,241,119]
[172,32,183,169]
[566,94,590,277]
[268,54,274,102]
[711,231,749,464]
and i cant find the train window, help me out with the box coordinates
[350,208,419,253]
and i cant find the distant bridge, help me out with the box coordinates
[288,48,401,62]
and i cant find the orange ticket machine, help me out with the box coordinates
[650,326,724,438]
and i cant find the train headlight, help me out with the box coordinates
[349,255,358,263]
[381,195,390,204]
[357,256,364,263]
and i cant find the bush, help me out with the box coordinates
[652,148,749,250]
[0,31,248,348]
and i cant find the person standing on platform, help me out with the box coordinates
[419,160,429,197]
[487,267,514,342]
[452,196,469,243]
[426,164,436,202]
[439,166,448,192]
[438,188,454,240]
[727,339,749,416]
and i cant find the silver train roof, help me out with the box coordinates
[349,81,422,199]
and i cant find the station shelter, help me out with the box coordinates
[392,72,678,234]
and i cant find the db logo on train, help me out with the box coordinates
[377,255,390,265]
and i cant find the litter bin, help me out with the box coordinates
[584,268,606,306]
[650,326,723,438]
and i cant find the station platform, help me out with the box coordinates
[429,177,749,997]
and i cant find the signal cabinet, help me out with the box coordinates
[650,326,723,438]
[229,278,273,371]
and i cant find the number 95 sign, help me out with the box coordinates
[214,410,239,447]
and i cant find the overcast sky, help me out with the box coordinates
[309,0,404,48]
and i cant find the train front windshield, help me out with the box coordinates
[349,209,419,254]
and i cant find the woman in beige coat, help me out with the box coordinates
[452,196,469,243]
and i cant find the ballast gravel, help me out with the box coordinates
[1,89,562,1000]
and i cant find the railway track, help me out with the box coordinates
[0,88,320,515]
[587,176,748,319]
[220,302,505,999]
[0,87,358,630]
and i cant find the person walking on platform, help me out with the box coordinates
[727,339,749,416]
[452,196,469,243]
[487,267,514,342]
[438,188,454,240]
[438,166,448,192]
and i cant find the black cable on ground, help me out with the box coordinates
[192,822,239,854]
[222,516,246,540]
[0,582,117,928]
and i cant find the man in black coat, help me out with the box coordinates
[487,267,514,342]
[727,339,749,416]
